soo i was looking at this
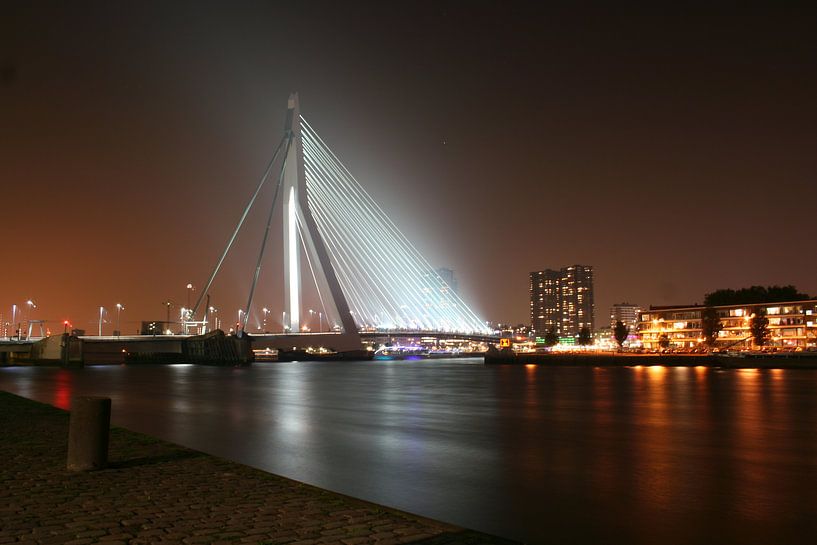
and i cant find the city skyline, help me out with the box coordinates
[2,4,816,329]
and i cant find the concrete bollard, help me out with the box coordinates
[67,396,111,471]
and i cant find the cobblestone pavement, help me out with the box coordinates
[0,392,518,545]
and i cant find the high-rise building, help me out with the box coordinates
[436,267,458,295]
[530,265,595,338]
[561,265,594,337]
[530,269,561,336]
[611,302,641,331]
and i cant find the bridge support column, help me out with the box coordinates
[281,93,359,341]
[283,184,301,333]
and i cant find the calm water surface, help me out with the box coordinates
[2,360,817,544]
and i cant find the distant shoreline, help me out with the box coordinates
[485,352,817,369]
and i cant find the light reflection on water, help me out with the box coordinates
[2,360,817,544]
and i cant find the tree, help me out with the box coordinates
[658,334,670,350]
[750,307,771,348]
[701,307,723,348]
[704,285,810,307]
[543,326,559,348]
[613,320,629,349]
[578,327,592,346]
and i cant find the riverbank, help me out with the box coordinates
[484,351,817,369]
[0,391,517,544]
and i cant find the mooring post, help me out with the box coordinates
[67,396,111,471]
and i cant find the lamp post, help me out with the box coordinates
[115,303,124,336]
[262,307,269,332]
[237,309,244,332]
[283,311,287,333]
[309,309,314,331]
[319,311,323,333]
[26,300,36,339]
[162,301,173,329]
[182,306,192,334]
[98,306,105,336]
[186,283,194,310]
[180,307,189,334]
[11,304,17,340]
[209,306,218,331]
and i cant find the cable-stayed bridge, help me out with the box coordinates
[2,94,496,365]
[189,94,495,356]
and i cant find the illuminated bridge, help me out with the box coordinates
[186,94,496,355]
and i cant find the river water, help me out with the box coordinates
[2,359,817,544]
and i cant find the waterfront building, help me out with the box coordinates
[594,326,613,348]
[561,265,594,337]
[530,265,595,338]
[611,302,641,331]
[639,299,817,350]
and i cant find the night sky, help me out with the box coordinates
[2,2,816,332]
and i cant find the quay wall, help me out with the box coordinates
[0,391,512,544]
[2,330,364,366]
[485,352,817,369]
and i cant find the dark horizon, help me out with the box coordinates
[2,2,816,330]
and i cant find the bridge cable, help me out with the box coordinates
[295,214,331,330]
[241,134,293,332]
[191,134,288,321]
[302,125,452,328]
[303,124,453,328]
[299,117,488,333]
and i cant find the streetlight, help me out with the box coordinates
[262,307,269,332]
[98,306,105,336]
[115,303,124,336]
[179,307,187,335]
[209,306,218,331]
[180,306,193,334]
[283,311,288,333]
[26,300,36,338]
[162,300,173,326]
[186,283,194,310]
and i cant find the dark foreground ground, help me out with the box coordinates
[0,392,516,545]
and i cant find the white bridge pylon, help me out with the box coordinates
[281,94,356,336]
[191,93,489,337]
